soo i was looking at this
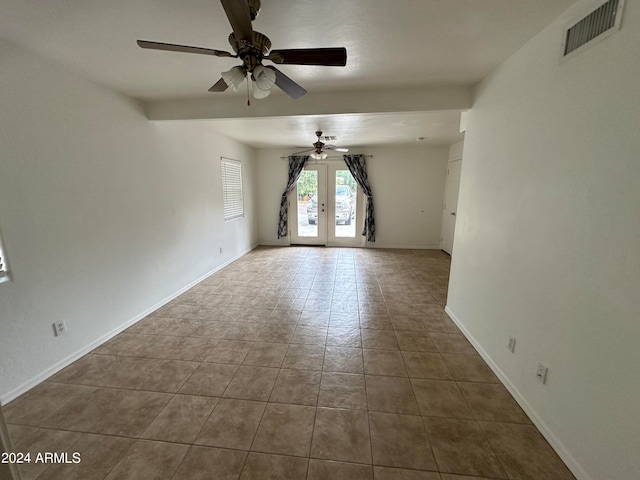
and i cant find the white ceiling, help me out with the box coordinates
[205,111,466,149]
[0,0,577,148]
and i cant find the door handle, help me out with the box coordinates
[450,212,456,216]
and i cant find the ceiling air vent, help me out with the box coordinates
[562,0,624,59]
[322,136,337,141]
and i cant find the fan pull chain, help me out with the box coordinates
[246,77,251,107]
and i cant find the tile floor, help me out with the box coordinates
[4,247,576,480]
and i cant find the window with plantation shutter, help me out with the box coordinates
[0,235,9,283]
[221,158,244,221]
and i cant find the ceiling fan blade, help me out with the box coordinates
[266,66,307,99]
[326,145,349,153]
[220,0,254,43]
[209,78,228,92]
[267,47,347,66]
[292,148,315,155]
[137,40,234,57]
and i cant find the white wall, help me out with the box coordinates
[256,145,448,248]
[255,149,291,246]
[0,39,257,402]
[447,1,640,479]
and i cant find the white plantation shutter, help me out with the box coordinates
[221,158,244,221]
[0,242,8,281]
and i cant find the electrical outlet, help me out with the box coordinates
[507,337,516,353]
[53,321,66,337]
[536,363,548,384]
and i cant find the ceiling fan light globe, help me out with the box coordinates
[311,152,328,160]
[252,65,276,91]
[221,66,246,91]
[252,83,271,99]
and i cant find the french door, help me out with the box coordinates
[290,162,364,247]
[291,164,328,245]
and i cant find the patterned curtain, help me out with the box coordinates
[277,156,310,238]
[343,154,375,242]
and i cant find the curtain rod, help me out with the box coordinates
[279,154,373,160]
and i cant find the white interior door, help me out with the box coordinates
[290,164,327,245]
[440,159,462,255]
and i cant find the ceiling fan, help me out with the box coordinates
[137,0,347,101]
[296,131,350,159]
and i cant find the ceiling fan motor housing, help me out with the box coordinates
[314,131,325,153]
[228,31,271,72]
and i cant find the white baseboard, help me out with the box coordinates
[257,241,442,251]
[366,244,442,250]
[1,245,256,405]
[444,306,591,480]
[258,240,290,246]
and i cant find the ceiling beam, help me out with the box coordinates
[144,86,473,121]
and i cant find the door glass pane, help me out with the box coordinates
[335,170,357,238]
[297,170,318,237]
